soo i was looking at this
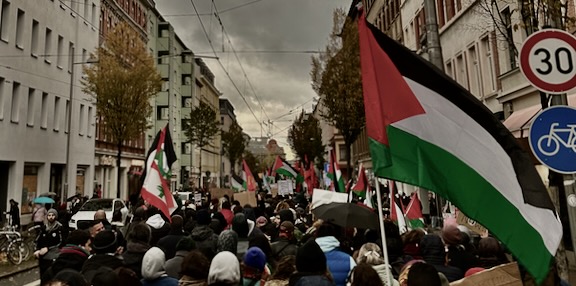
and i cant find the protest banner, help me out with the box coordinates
[209,188,234,200]
[278,180,293,196]
[450,262,522,286]
[311,188,348,209]
[457,211,488,236]
[234,191,257,207]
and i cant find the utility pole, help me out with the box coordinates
[423,0,444,72]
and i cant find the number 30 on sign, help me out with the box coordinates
[520,29,576,94]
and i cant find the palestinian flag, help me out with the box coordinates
[242,159,257,192]
[231,174,244,192]
[351,163,368,198]
[358,13,561,283]
[141,124,178,221]
[389,181,407,234]
[328,149,346,193]
[405,193,425,229]
[272,156,303,183]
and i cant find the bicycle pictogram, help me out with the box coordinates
[537,122,576,156]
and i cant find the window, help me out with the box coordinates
[15,9,23,48]
[0,0,10,42]
[0,77,4,120]
[87,106,93,137]
[181,143,191,154]
[11,81,20,123]
[41,92,48,129]
[68,42,74,72]
[467,44,482,97]
[84,0,89,18]
[70,0,77,13]
[57,35,63,68]
[338,144,347,162]
[456,53,468,89]
[220,116,224,125]
[65,99,70,133]
[445,60,453,79]
[436,0,445,27]
[44,28,52,63]
[92,3,97,25]
[156,106,169,120]
[79,104,85,135]
[82,48,87,63]
[182,97,192,107]
[27,87,35,126]
[480,36,496,93]
[53,96,60,131]
[31,20,38,56]
[501,8,517,69]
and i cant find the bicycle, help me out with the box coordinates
[0,231,24,265]
[537,123,576,156]
[20,225,40,261]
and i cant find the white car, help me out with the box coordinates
[68,198,129,230]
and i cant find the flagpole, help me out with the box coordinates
[375,180,393,286]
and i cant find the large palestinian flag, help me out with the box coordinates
[358,13,561,283]
[272,156,304,183]
[141,124,178,221]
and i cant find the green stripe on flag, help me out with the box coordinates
[370,127,554,280]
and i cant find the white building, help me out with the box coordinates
[0,0,99,221]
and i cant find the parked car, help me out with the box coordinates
[68,198,129,230]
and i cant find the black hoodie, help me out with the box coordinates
[420,234,463,282]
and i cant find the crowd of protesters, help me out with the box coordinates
[30,191,570,286]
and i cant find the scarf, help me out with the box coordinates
[45,220,62,232]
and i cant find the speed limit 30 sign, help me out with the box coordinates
[520,29,576,94]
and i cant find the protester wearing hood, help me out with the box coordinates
[217,229,239,255]
[242,247,268,286]
[191,209,219,259]
[232,213,264,260]
[141,246,178,286]
[315,222,355,286]
[42,230,92,284]
[356,243,399,286]
[210,212,227,235]
[158,215,186,260]
[165,236,196,278]
[81,230,125,282]
[419,234,463,282]
[289,239,334,286]
[179,250,210,286]
[442,225,478,273]
[271,221,298,260]
[146,213,171,246]
[122,222,152,279]
[208,251,241,286]
[36,208,66,278]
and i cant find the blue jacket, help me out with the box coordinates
[316,237,356,286]
[141,276,179,286]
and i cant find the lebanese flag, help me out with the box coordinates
[141,124,178,221]
[351,163,368,198]
[405,193,425,229]
[328,149,346,193]
[242,159,257,192]
[358,12,561,283]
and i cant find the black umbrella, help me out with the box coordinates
[312,202,379,229]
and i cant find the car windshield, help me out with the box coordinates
[80,200,113,211]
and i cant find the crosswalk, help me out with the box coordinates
[23,279,40,286]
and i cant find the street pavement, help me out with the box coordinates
[0,258,39,286]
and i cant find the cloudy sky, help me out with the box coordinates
[156,0,350,159]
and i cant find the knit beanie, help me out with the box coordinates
[296,239,326,274]
[217,229,238,254]
[91,230,117,254]
[278,209,294,223]
[243,247,266,271]
[48,208,59,219]
[442,225,461,245]
[176,236,196,252]
[208,251,240,285]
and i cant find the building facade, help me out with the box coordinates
[219,98,240,186]
[94,0,154,200]
[193,58,222,188]
[0,0,99,221]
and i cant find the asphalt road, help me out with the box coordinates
[0,265,39,286]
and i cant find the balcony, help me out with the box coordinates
[155,92,169,105]
[157,38,169,52]
[182,63,192,75]
[157,64,169,78]
[181,85,192,96]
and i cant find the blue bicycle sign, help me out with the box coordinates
[529,106,576,174]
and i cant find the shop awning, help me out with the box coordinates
[503,94,576,138]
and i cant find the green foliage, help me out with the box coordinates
[310,8,365,178]
[243,150,261,176]
[222,122,246,173]
[288,111,324,169]
[82,22,162,145]
[183,101,220,149]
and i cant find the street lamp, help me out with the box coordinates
[65,57,97,199]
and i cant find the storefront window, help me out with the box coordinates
[22,165,39,214]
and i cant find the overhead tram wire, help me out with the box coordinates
[188,0,263,132]
[211,0,271,123]
[164,0,266,17]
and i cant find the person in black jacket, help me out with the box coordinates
[8,199,20,230]
[41,230,91,283]
[35,208,66,279]
[420,234,463,282]
[121,222,152,279]
[82,230,124,283]
[157,215,185,260]
[271,221,298,260]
